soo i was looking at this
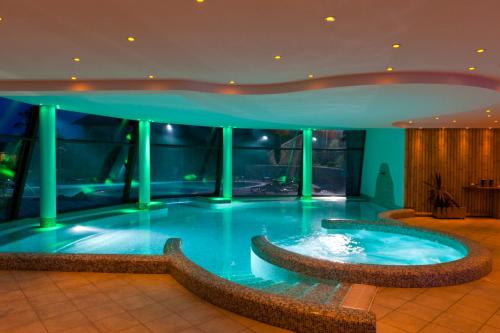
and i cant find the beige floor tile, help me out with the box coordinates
[93,312,141,333]
[42,310,92,333]
[488,314,500,329]
[128,302,173,324]
[118,294,156,311]
[447,302,496,323]
[371,303,394,319]
[81,300,126,322]
[379,310,428,333]
[197,316,247,333]
[28,291,69,307]
[177,302,222,325]
[397,301,442,322]
[118,325,153,333]
[455,294,500,313]
[478,325,500,333]
[419,323,457,333]
[413,293,455,311]
[1,320,48,333]
[434,311,484,333]
[373,294,408,309]
[375,322,409,333]
[34,300,78,320]
[59,323,100,333]
[145,313,192,333]
[0,309,40,331]
[71,292,111,310]
[249,323,293,333]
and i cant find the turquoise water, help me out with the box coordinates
[0,199,465,282]
[275,229,466,266]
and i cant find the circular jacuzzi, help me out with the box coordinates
[251,219,492,287]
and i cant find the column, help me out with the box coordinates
[302,128,313,198]
[222,127,232,199]
[39,105,57,227]
[138,120,150,209]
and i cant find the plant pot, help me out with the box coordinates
[432,206,467,219]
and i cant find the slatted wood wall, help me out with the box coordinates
[405,129,500,216]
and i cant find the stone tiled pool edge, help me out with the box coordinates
[251,209,492,288]
[164,238,376,333]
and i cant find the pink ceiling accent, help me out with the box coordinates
[1,71,499,95]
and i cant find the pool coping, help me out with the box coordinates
[251,209,492,287]
[164,238,376,333]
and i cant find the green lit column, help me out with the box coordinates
[302,128,313,198]
[138,120,150,210]
[222,127,232,199]
[39,105,57,228]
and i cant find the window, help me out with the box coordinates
[312,130,365,196]
[233,129,302,196]
[148,123,221,197]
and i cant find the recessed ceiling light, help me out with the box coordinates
[196,0,205,3]
[148,75,155,79]
[486,109,491,113]
[386,66,393,72]
[452,120,457,123]
[72,57,81,63]
[274,55,282,60]
[392,43,401,49]
[468,66,476,71]
[324,16,335,23]
[476,48,485,54]
[434,117,440,120]
[70,76,77,80]
[127,36,136,42]
[308,74,314,79]
[229,80,236,85]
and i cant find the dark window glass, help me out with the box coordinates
[150,123,220,197]
[20,142,40,218]
[56,110,133,143]
[0,98,34,136]
[55,141,128,212]
[233,129,302,196]
[312,130,365,196]
[0,137,22,220]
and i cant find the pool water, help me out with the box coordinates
[0,199,465,283]
[275,229,466,265]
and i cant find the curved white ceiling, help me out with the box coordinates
[0,0,499,128]
[6,84,500,129]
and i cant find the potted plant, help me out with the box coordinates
[424,172,466,219]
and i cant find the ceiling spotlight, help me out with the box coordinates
[386,66,393,72]
[324,16,335,23]
[308,74,314,79]
[127,36,136,42]
[274,55,282,60]
[468,66,476,71]
[486,109,491,113]
[72,57,81,62]
[148,75,155,79]
[229,80,236,85]
[476,48,485,54]
[70,76,77,80]
[392,43,401,49]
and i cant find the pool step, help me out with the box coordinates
[261,282,294,294]
[301,282,339,304]
[282,282,317,299]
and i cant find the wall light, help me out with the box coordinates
[392,43,401,49]
[261,135,269,141]
[468,66,476,71]
[274,55,282,60]
[70,76,77,80]
[324,16,335,22]
[386,67,393,72]
[166,124,173,131]
[72,57,81,62]
[312,137,317,142]
[127,36,136,42]
[148,75,155,79]
[476,48,485,54]
[308,74,314,79]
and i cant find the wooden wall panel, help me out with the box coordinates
[405,129,500,216]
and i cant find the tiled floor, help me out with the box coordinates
[1,217,499,333]
[374,217,500,333]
